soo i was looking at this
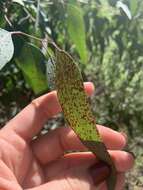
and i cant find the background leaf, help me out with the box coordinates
[46,58,55,90]
[0,29,14,70]
[98,0,119,22]
[12,0,24,6]
[15,43,48,95]
[66,1,88,64]
[130,0,138,16]
[116,1,132,20]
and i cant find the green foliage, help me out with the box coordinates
[1,1,143,188]
[129,0,138,16]
[84,0,143,134]
[12,0,24,6]
[15,43,47,94]
[66,1,88,63]
[0,0,143,136]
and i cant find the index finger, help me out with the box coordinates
[3,82,95,141]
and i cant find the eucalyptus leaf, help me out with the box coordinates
[77,0,89,3]
[55,48,117,189]
[15,43,48,95]
[0,28,14,70]
[117,1,132,20]
[12,0,24,6]
[130,0,138,16]
[46,58,56,90]
[67,2,88,64]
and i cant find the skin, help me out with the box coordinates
[0,82,134,190]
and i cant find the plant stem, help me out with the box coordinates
[10,31,45,42]
[10,31,61,51]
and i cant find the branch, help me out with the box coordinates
[10,31,61,51]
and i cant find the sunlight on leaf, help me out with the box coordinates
[55,48,117,190]
[77,0,89,3]
[12,0,24,6]
[15,43,48,95]
[0,28,14,70]
[130,0,138,16]
[67,2,88,64]
[98,0,119,22]
[117,1,132,20]
[46,58,56,90]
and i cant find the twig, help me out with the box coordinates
[10,31,44,41]
[23,7,35,22]
[10,31,61,51]
[4,14,13,27]
[18,15,30,25]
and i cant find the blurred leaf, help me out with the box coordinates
[15,43,48,95]
[46,58,55,90]
[0,28,14,70]
[130,0,138,16]
[12,0,24,6]
[66,2,88,64]
[77,0,89,3]
[98,0,118,22]
[116,1,132,20]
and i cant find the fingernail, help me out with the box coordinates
[85,82,95,93]
[90,82,95,92]
[120,132,128,142]
[127,151,136,159]
[89,162,110,185]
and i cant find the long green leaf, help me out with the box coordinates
[55,48,117,190]
[15,43,48,95]
[130,0,138,16]
[66,2,88,64]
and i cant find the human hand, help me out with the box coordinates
[0,82,134,190]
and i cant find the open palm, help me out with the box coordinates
[0,83,134,190]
